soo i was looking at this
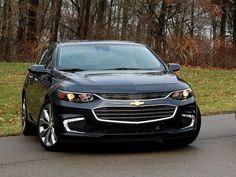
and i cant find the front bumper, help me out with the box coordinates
[52,95,198,142]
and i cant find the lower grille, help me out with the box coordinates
[93,105,177,124]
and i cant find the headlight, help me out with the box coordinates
[171,89,193,100]
[57,90,94,103]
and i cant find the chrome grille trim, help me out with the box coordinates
[95,92,170,100]
[93,92,173,101]
[92,104,178,124]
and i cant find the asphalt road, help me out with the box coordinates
[0,114,236,177]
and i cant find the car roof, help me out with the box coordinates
[56,40,144,47]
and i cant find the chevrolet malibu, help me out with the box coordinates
[22,41,201,151]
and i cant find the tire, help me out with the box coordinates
[163,106,201,147]
[38,100,60,151]
[22,95,36,136]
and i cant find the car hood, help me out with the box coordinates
[53,70,190,93]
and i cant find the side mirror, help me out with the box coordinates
[28,65,50,74]
[168,63,181,72]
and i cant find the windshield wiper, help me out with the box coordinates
[59,68,85,72]
[104,67,145,70]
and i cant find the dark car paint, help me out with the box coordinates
[23,41,198,142]
[52,70,190,92]
[25,70,191,122]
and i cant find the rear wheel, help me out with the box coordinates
[163,106,201,147]
[38,101,60,151]
[22,95,36,135]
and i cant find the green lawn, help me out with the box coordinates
[0,63,29,136]
[178,67,236,115]
[0,63,235,136]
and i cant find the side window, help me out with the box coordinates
[38,46,53,69]
[36,48,47,64]
[38,48,49,65]
[45,47,53,69]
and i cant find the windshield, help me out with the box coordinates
[58,44,166,71]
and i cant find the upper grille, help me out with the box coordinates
[97,92,170,100]
[93,105,176,123]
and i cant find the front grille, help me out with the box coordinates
[93,105,176,123]
[97,92,170,100]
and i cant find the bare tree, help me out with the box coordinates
[219,0,228,41]
[94,0,107,39]
[0,0,235,68]
[83,0,91,39]
[121,0,130,40]
[0,0,13,61]
[17,0,27,43]
[233,0,236,45]
[27,0,39,41]
[50,0,62,42]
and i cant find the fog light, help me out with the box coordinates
[181,114,195,129]
[181,114,195,118]
[63,117,85,133]
[181,117,192,125]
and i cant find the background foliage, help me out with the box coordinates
[0,0,236,68]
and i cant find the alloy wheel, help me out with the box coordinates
[38,103,57,147]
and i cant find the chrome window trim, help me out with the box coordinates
[92,104,178,125]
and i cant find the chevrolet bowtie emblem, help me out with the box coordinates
[130,100,144,107]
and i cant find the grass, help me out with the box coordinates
[178,67,236,115]
[0,63,30,136]
[0,62,235,136]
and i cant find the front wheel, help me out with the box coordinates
[163,106,201,147]
[38,101,60,151]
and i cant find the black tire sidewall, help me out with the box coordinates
[22,95,36,135]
